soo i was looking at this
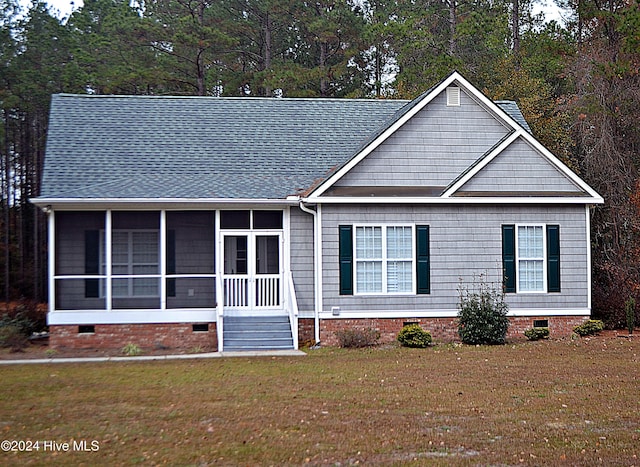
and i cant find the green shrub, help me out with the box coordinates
[625,297,636,335]
[335,328,379,348]
[121,343,143,356]
[397,324,432,348]
[573,319,605,337]
[0,325,29,352]
[457,276,509,345]
[524,327,549,341]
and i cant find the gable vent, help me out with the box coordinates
[447,86,461,106]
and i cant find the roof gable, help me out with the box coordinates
[326,86,511,192]
[450,136,587,197]
[308,71,602,204]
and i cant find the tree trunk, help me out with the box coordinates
[511,0,520,55]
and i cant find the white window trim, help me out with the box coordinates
[515,223,547,294]
[353,224,416,296]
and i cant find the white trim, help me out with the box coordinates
[515,224,547,294]
[441,131,521,197]
[586,205,593,313]
[48,211,55,313]
[303,196,601,205]
[318,308,590,320]
[353,224,416,295]
[47,309,217,325]
[305,71,603,205]
[31,198,299,210]
[308,73,467,198]
[160,210,167,310]
[105,210,112,311]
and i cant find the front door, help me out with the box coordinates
[222,232,282,314]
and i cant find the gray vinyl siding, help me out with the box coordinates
[457,138,585,194]
[290,207,315,312]
[335,89,510,188]
[321,204,589,313]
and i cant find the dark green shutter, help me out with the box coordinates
[547,225,560,293]
[416,225,430,294]
[167,230,176,297]
[338,225,353,295]
[502,225,516,293]
[84,230,100,298]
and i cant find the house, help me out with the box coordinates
[32,71,603,351]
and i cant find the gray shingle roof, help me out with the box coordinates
[38,93,531,200]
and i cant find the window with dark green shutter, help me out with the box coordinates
[503,224,561,294]
[338,225,353,295]
[546,225,560,292]
[416,225,430,294]
[502,225,516,293]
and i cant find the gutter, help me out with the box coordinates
[298,200,322,345]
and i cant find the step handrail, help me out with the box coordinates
[285,271,299,349]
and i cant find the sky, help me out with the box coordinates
[41,0,568,24]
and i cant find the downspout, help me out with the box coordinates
[298,200,321,344]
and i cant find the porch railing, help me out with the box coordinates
[223,275,281,308]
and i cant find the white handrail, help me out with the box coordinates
[215,274,224,352]
[286,271,299,349]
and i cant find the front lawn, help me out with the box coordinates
[1,336,638,465]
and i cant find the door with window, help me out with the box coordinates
[222,232,282,313]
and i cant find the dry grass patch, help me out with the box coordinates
[0,336,639,465]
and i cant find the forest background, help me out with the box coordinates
[1,0,639,328]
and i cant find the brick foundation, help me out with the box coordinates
[49,323,218,352]
[320,315,589,346]
[298,318,316,346]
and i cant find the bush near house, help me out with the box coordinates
[457,276,509,345]
[524,327,550,341]
[573,319,605,336]
[397,324,432,348]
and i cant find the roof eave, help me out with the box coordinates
[30,197,300,211]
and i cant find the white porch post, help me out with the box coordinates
[215,210,223,351]
[160,210,167,311]
[47,209,55,313]
[105,210,112,311]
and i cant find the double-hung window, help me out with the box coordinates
[354,225,414,294]
[517,226,544,292]
[502,224,560,294]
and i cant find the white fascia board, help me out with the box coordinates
[318,308,590,319]
[308,72,465,199]
[47,309,217,325]
[514,131,604,202]
[303,196,602,205]
[30,198,299,210]
[441,131,522,197]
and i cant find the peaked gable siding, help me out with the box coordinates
[455,138,586,196]
[332,88,511,190]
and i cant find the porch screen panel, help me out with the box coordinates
[111,211,160,309]
[54,211,106,310]
[166,211,216,309]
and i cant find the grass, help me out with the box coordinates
[0,336,638,465]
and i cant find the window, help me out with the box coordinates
[517,225,544,292]
[354,226,414,294]
[502,224,560,294]
[102,230,160,297]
